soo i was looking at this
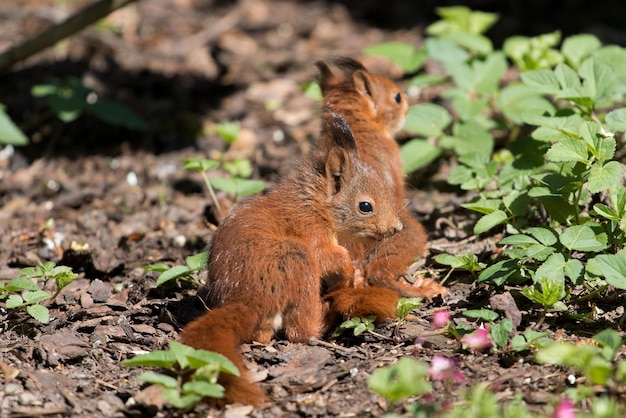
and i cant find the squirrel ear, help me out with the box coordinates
[325,146,351,196]
[316,61,337,92]
[353,70,374,97]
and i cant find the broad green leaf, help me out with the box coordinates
[214,121,240,143]
[22,290,52,305]
[223,158,254,178]
[443,32,493,55]
[0,105,28,146]
[433,254,484,271]
[168,340,196,369]
[593,329,623,354]
[185,252,208,272]
[588,161,623,193]
[55,271,77,291]
[425,37,469,66]
[142,263,171,273]
[605,108,626,133]
[185,350,240,376]
[519,69,560,94]
[163,389,202,409]
[578,57,617,104]
[545,137,588,163]
[522,276,564,307]
[89,100,148,131]
[182,380,224,398]
[5,294,24,308]
[536,341,577,365]
[367,357,431,403]
[560,225,606,252]
[478,259,522,285]
[533,253,566,284]
[210,177,265,197]
[474,210,508,234]
[463,309,499,322]
[395,298,422,319]
[5,277,39,292]
[121,350,177,368]
[302,81,322,100]
[562,34,602,68]
[497,83,555,124]
[400,139,442,173]
[593,253,626,289]
[461,198,502,215]
[593,203,619,220]
[428,6,498,36]
[182,158,220,172]
[26,304,50,323]
[554,63,581,91]
[155,265,191,287]
[490,318,513,348]
[137,372,178,389]
[447,120,493,158]
[526,227,558,246]
[403,103,451,137]
[564,258,584,284]
[363,42,426,73]
[498,234,538,246]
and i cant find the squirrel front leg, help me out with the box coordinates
[364,209,447,299]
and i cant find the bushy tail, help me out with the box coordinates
[323,286,402,332]
[179,303,266,406]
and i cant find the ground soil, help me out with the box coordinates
[1,1,625,417]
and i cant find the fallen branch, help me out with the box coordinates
[0,0,139,73]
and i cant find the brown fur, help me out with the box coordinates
[316,57,447,300]
[179,111,402,406]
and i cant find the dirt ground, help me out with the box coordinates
[1,1,625,417]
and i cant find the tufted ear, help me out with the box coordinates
[329,56,366,76]
[316,60,339,93]
[322,110,357,152]
[325,146,351,196]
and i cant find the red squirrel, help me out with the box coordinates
[316,57,447,300]
[179,110,404,406]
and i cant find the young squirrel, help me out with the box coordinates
[179,110,403,406]
[315,57,447,299]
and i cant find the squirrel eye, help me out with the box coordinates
[358,201,373,214]
[394,92,401,104]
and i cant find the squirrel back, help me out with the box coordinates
[179,110,402,406]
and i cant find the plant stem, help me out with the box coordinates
[200,171,223,221]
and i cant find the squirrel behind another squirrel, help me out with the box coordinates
[316,58,447,300]
[179,111,403,406]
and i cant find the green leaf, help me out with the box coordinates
[214,121,240,143]
[562,34,602,68]
[137,371,178,389]
[400,139,441,173]
[463,309,499,322]
[363,42,426,73]
[545,137,588,162]
[605,108,626,133]
[433,253,485,271]
[0,105,28,145]
[478,259,522,285]
[121,350,177,369]
[26,304,50,323]
[497,83,555,124]
[163,389,202,409]
[367,357,431,403]
[474,210,508,234]
[155,265,191,287]
[519,69,560,94]
[395,297,422,318]
[185,252,208,272]
[593,253,626,289]
[302,81,322,101]
[5,294,24,308]
[182,380,224,398]
[588,161,623,194]
[536,341,577,365]
[428,6,498,36]
[593,329,623,354]
[142,263,171,273]
[22,290,52,305]
[185,350,240,376]
[55,271,77,291]
[533,253,566,284]
[522,276,564,307]
[560,225,606,252]
[168,340,195,369]
[404,103,451,137]
[182,158,220,172]
[578,57,617,104]
[222,158,254,178]
[490,318,513,348]
[425,37,469,66]
[5,277,39,292]
[210,177,265,197]
[527,227,559,246]
[89,99,148,131]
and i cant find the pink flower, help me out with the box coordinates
[460,324,493,351]
[553,397,575,418]
[429,309,451,330]
[428,355,464,382]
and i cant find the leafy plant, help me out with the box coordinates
[143,252,208,288]
[121,341,239,409]
[0,104,28,145]
[331,315,376,337]
[367,357,432,403]
[366,7,626,313]
[31,76,147,130]
[0,261,77,323]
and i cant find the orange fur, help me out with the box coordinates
[179,111,402,405]
[316,58,447,299]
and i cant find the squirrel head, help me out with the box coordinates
[318,110,403,241]
[316,58,409,136]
